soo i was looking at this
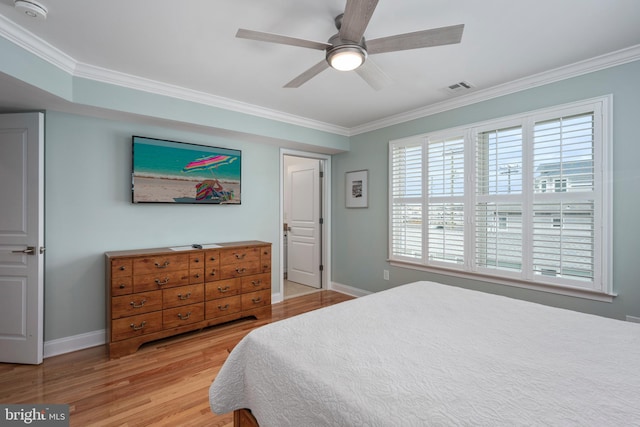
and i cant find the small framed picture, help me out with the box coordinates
[345,170,368,208]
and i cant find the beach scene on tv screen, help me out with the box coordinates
[132,136,241,204]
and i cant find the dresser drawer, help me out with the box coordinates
[112,290,162,319]
[220,247,261,265]
[162,303,204,329]
[206,278,241,300]
[220,262,261,279]
[260,246,271,272]
[188,268,204,284]
[111,259,132,278]
[189,252,205,268]
[133,269,190,292]
[241,273,271,293]
[133,254,189,275]
[189,252,205,284]
[163,284,204,309]
[112,311,162,342]
[204,250,220,282]
[205,265,221,282]
[206,296,242,319]
[111,276,133,296]
[241,289,271,311]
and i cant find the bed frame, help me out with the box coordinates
[234,409,258,427]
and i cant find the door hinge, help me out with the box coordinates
[319,264,324,271]
[320,171,324,178]
[319,217,324,224]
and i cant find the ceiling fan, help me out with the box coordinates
[236,0,464,90]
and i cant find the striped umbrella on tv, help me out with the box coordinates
[182,155,238,201]
[182,154,237,173]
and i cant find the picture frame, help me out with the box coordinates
[345,169,368,208]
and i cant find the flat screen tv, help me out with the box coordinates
[132,136,241,204]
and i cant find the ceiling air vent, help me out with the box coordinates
[446,81,473,93]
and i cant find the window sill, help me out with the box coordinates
[388,260,615,303]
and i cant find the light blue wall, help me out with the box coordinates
[44,111,282,340]
[332,60,640,320]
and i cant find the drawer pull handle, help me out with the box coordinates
[234,253,246,260]
[130,299,147,308]
[252,297,262,304]
[251,280,262,287]
[209,256,216,261]
[193,258,200,263]
[154,261,170,269]
[235,267,246,274]
[119,284,126,289]
[194,273,201,278]
[130,321,146,331]
[178,292,191,300]
[218,286,230,293]
[119,266,127,271]
[210,270,217,277]
[218,304,230,311]
[178,312,192,320]
[155,277,170,286]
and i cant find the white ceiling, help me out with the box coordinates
[1,0,639,132]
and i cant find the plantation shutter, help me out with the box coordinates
[426,136,465,265]
[532,113,596,283]
[390,142,423,260]
[475,126,523,273]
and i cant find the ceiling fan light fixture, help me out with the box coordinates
[327,45,366,71]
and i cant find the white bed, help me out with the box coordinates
[209,281,640,426]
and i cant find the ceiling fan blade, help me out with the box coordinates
[236,29,331,51]
[339,0,379,43]
[284,60,330,88]
[366,24,464,55]
[355,59,392,91]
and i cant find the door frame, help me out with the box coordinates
[279,149,331,301]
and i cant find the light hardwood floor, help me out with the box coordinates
[0,290,354,427]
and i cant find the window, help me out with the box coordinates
[389,97,612,298]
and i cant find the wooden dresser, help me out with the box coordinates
[105,241,271,358]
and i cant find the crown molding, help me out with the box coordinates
[1,13,638,138]
[0,13,76,73]
[73,62,351,136]
[350,44,640,135]
[0,13,350,136]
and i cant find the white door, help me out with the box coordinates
[287,160,321,288]
[0,112,44,364]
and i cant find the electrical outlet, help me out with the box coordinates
[383,270,389,280]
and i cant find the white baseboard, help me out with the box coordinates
[626,315,640,323]
[329,281,371,298]
[271,291,283,304]
[44,329,106,358]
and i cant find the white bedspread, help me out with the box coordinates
[209,281,640,426]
